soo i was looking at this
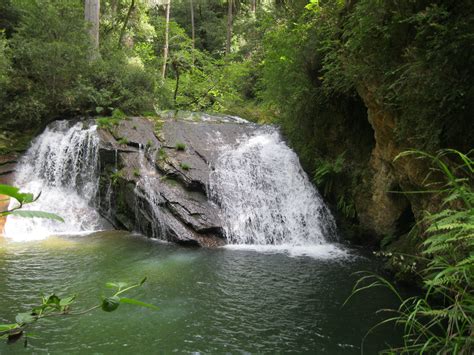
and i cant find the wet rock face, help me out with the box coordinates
[96,114,257,247]
[355,86,439,240]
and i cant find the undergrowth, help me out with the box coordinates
[347,149,473,354]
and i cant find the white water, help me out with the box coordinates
[134,145,166,239]
[4,118,341,255]
[210,129,340,254]
[4,121,106,241]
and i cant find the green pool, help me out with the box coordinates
[0,232,402,354]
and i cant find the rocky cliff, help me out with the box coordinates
[95,113,258,247]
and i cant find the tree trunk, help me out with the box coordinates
[172,60,180,105]
[251,0,256,13]
[111,0,118,24]
[118,0,136,48]
[162,0,171,79]
[190,0,195,65]
[84,0,100,56]
[226,0,233,55]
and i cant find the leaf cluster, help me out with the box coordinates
[0,277,157,346]
[0,184,63,222]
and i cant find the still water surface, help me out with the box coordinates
[0,232,401,354]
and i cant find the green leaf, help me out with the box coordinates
[101,296,120,312]
[15,313,36,325]
[0,184,34,204]
[59,295,75,307]
[139,277,147,286]
[10,210,64,222]
[119,298,159,311]
[106,282,128,290]
[45,294,60,305]
[0,324,19,332]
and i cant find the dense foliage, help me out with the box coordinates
[349,150,473,354]
[0,0,266,132]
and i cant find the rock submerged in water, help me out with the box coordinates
[96,113,257,247]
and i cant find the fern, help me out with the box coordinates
[349,149,474,354]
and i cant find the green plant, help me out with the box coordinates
[160,175,178,186]
[157,148,168,161]
[117,137,129,145]
[96,116,120,130]
[111,108,127,120]
[0,184,63,221]
[110,170,124,185]
[179,162,190,171]
[175,142,186,151]
[0,277,157,345]
[336,195,356,219]
[153,118,164,134]
[347,149,474,354]
[313,153,345,196]
[133,168,141,178]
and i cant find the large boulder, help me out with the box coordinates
[96,113,258,247]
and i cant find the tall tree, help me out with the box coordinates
[118,0,136,48]
[251,0,256,13]
[190,0,195,64]
[226,0,233,55]
[162,0,171,79]
[84,0,100,55]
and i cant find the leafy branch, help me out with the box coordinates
[0,277,158,347]
[0,184,63,222]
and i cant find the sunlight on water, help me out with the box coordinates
[4,121,108,241]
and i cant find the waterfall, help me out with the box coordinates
[209,129,343,257]
[4,121,107,241]
[134,145,166,239]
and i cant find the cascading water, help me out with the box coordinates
[4,121,107,241]
[209,129,345,257]
[134,145,166,239]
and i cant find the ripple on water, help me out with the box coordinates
[0,232,402,354]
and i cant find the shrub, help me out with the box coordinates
[0,0,90,129]
[0,0,157,131]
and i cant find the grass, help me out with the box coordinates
[96,117,120,130]
[175,142,186,151]
[157,148,167,161]
[96,109,127,130]
[110,170,124,185]
[179,162,190,171]
[160,175,178,186]
[117,137,129,145]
